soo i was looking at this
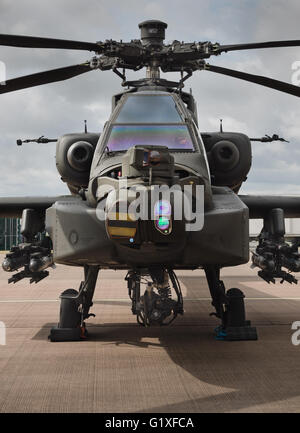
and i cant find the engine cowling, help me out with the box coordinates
[202,132,252,192]
[56,133,100,190]
[67,141,94,172]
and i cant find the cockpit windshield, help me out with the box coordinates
[105,94,195,152]
[106,124,194,151]
[116,94,182,123]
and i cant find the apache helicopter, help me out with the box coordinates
[1,20,300,342]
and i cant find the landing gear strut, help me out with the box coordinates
[204,266,257,341]
[49,265,100,342]
[126,267,184,326]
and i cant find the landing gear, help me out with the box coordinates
[126,267,184,326]
[204,266,257,341]
[49,265,99,342]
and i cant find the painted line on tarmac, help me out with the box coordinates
[0,297,300,303]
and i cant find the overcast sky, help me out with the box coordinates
[0,0,299,197]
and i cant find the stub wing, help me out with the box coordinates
[239,195,300,219]
[0,196,63,217]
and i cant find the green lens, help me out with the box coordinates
[157,217,169,230]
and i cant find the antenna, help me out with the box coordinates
[220,119,223,133]
[84,120,88,133]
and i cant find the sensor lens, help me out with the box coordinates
[154,200,172,235]
[157,217,170,231]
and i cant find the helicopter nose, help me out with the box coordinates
[104,188,186,246]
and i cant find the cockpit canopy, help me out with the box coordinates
[116,94,182,123]
[105,93,195,152]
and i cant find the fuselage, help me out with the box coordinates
[46,86,250,269]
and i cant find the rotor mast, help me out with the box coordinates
[138,20,167,80]
[146,61,160,79]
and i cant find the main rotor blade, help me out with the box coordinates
[0,34,101,52]
[217,40,300,54]
[0,62,92,94]
[205,64,300,97]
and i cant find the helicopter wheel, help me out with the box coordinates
[49,289,83,342]
[215,288,258,341]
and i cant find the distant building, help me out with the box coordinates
[0,218,21,250]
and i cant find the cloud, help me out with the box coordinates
[144,2,165,18]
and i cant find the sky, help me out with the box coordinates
[0,0,299,197]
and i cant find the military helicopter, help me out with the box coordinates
[1,20,300,342]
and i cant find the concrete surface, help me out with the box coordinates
[0,254,300,413]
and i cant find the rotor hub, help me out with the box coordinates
[138,20,167,48]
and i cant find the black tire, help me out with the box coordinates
[226,288,246,327]
[58,288,81,328]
